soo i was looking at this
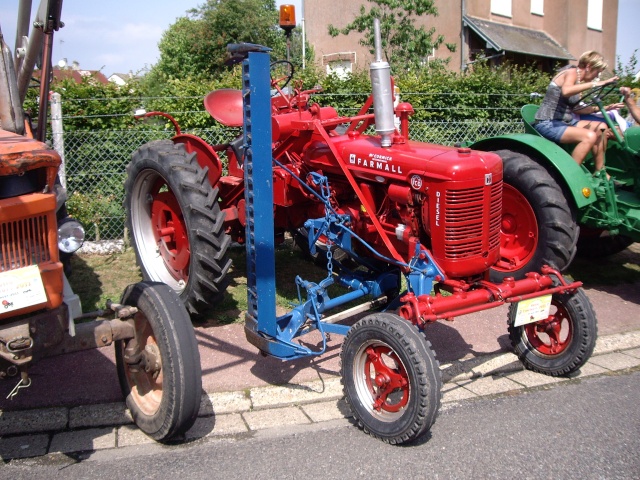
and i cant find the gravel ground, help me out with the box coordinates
[78,240,126,255]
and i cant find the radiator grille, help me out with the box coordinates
[443,180,502,259]
[0,214,52,272]
[488,181,502,251]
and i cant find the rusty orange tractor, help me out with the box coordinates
[0,0,200,441]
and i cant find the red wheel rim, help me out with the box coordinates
[495,184,538,273]
[524,299,573,356]
[364,345,410,413]
[149,178,190,282]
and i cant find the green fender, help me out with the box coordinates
[470,134,597,210]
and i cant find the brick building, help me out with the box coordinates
[303,0,618,74]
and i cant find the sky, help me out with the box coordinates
[616,0,639,66]
[0,0,637,76]
[1,0,303,75]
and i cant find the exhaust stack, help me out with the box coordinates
[370,18,394,147]
[0,27,25,135]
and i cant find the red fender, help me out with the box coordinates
[173,133,223,186]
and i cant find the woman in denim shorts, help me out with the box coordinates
[534,51,619,177]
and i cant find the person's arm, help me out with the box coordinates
[621,87,640,124]
[573,101,623,115]
[573,103,601,115]
[559,69,619,98]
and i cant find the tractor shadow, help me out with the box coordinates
[194,325,344,389]
[567,242,640,304]
[68,254,105,311]
[194,307,509,395]
[194,238,515,392]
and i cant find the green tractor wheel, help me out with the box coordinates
[577,229,634,257]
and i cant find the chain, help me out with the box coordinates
[325,246,333,277]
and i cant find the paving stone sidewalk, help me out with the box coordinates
[1,330,639,461]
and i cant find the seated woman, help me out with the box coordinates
[534,51,619,177]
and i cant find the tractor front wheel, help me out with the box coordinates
[124,140,232,316]
[341,313,441,445]
[490,150,578,281]
[115,282,202,441]
[508,286,597,376]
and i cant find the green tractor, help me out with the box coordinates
[471,85,640,281]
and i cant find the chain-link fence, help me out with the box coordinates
[60,119,524,242]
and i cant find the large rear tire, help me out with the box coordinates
[124,140,232,316]
[341,313,441,445]
[577,229,634,257]
[508,286,597,376]
[115,282,202,441]
[490,150,578,281]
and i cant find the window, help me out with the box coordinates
[587,0,603,31]
[326,60,352,79]
[491,0,512,18]
[531,0,544,16]
[323,52,356,79]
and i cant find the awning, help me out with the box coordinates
[463,15,574,61]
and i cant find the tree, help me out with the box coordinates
[328,0,456,71]
[149,0,285,82]
[615,49,639,87]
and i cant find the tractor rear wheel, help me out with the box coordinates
[341,313,441,445]
[124,140,232,316]
[490,150,578,281]
[508,286,597,376]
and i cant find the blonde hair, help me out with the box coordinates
[578,51,607,71]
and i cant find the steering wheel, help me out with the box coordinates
[579,81,619,108]
[270,60,295,90]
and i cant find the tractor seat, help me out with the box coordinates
[521,104,575,155]
[521,104,541,136]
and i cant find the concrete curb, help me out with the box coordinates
[1,330,639,460]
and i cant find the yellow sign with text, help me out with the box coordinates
[514,294,552,327]
[0,265,48,313]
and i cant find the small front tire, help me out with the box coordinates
[341,313,441,444]
[508,286,597,376]
[115,282,202,441]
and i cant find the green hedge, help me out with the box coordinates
[27,57,639,132]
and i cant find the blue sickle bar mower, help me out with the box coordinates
[230,33,597,445]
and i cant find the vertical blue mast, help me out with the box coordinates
[242,50,277,334]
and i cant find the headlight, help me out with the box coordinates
[58,218,85,254]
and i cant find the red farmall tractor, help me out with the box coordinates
[126,22,598,443]
[0,0,201,441]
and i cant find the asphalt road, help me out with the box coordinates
[4,370,639,479]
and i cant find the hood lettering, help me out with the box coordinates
[349,153,403,174]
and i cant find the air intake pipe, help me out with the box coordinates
[370,18,394,147]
